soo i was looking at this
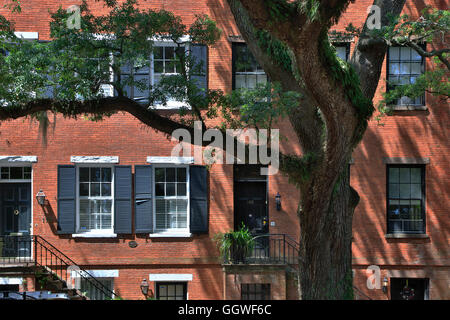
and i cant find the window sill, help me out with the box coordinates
[385,233,429,239]
[149,232,192,238]
[389,105,428,111]
[72,233,117,238]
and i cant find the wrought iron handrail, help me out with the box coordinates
[223,233,300,269]
[0,235,119,300]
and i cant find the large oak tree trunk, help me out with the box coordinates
[298,164,359,299]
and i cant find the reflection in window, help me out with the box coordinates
[232,43,267,90]
[387,46,425,106]
[387,165,425,234]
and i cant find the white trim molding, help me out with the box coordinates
[0,277,23,285]
[149,274,193,282]
[0,156,37,163]
[14,32,39,40]
[71,270,119,278]
[71,156,119,164]
[147,156,194,164]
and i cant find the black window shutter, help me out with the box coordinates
[57,165,76,234]
[134,165,153,233]
[191,44,208,96]
[114,166,132,234]
[190,165,208,234]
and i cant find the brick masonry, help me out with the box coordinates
[0,0,448,299]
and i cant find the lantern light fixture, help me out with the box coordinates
[36,189,46,206]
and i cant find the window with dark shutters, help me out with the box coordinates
[114,166,132,234]
[57,165,76,234]
[189,166,208,234]
[134,165,153,233]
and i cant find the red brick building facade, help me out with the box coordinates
[0,0,448,300]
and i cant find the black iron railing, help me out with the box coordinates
[223,233,300,269]
[0,235,119,300]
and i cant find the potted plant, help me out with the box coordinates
[214,223,254,264]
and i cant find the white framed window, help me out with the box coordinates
[153,165,189,234]
[232,43,267,90]
[76,165,114,234]
[120,41,188,108]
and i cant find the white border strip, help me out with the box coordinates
[147,156,193,164]
[0,277,23,285]
[71,156,119,164]
[149,274,193,282]
[14,32,39,40]
[0,156,37,163]
[71,270,119,278]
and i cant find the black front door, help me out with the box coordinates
[234,165,268,259]
[234,165,268,234]
[0,183,32,258]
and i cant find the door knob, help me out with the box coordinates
[14,209,19,215]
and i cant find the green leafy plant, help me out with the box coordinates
[214,223,254,264]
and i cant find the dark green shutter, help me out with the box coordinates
[190,165,208,234]
[134,165,153,233]
[191,45,208,96]
[57,165,76,234]
[114,166,132,234]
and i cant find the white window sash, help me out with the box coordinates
[152,164,190,234]
[76,165,115,235]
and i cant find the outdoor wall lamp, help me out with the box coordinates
[140,279,149,297]
[36,189,46,206]
[382,277,388,293]
[275,192,281,211]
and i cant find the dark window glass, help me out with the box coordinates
[156,282,187,300]
[387,46,425,106]
[241,283,271,300]
[232,43,267,90]
[387,165,425,234]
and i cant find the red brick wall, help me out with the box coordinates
[0,0,448,299]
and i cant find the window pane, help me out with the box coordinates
[91,183,101,196]
[165,47,175,59]
[388,200,400,218]
[411,183,421,199]
[389,167,399,183]
[411,49,422,61]
[1,167,9,179]
[155,168,165,182]
[166,168,175,182]
[154,60,164,73]
[80,183,90,196]
[177,183,186,196]
[399,184,410,199]
[177,168,186,182]
[101,183,111,197]
[91,168,101,182]
[235,75,246,89]
[399,168,410,183]
[10,167,23,179]
[389,47,399,60]
[411,168,421,183]
[166,183,175,196]
[154,47,163,59]
[401,47,411,60]
[155,183,165,196]
[101,168,112,182]
[399,200,410,219]
[389,183,399,198]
